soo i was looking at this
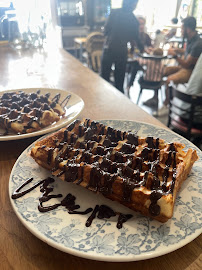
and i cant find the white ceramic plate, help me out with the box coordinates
[9,120,202,262]
[0,88,84,141]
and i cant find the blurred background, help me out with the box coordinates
[0,0,201,50]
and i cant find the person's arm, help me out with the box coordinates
[136,34,144,53]
[175,54,198,68]
[131,17,144,53]
[168,48,185,55]
[132,39,144,53]
[165,28,176,40]
[144,34,153,54]
[169,42,201,68]
[186,54,202,95]
[145,33,152,47]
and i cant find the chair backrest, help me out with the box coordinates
[90,50,102,73]
[169,86,202,105]
[138,54,168,82]
[85,32,104,54]
[168,85,202,136]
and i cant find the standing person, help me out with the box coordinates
[126,16,152,95]
[100,0,144,93]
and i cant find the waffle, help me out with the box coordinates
[31,119,198,222]
[0,90,71,135]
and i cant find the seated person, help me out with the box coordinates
[147,16,202,115]
[127,16,152,95]
[138,16,152,49]
[173,53,202,129]
[165,18,178,40]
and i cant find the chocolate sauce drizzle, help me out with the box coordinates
[46,119,178,218]
[0,90,71,135]
[38,177,62,212]
[60,94,71,107]
[117,213,133,229]
[11,178,43,199]
[11,177,133,229]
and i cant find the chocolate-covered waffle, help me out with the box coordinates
[31,119,198,222]
[0,90,71,135]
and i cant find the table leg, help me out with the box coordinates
[75,42,77,58]
[79,43,83,62]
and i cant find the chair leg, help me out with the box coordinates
[167,112,171,127]
[160,85,164,104]
[156,89,159,113]
[137,88,143,104]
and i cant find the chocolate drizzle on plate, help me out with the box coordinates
[117,213,133,229]
[11,177,43,199]
[11,177,133,229]
[38,177,62,212]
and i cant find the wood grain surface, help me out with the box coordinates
[0,44,201,270]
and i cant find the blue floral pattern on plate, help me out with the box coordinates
[9,120,202,262]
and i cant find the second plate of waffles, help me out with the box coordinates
[0,88,84,141]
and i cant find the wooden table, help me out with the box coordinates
[0,44,201,270]
[74,37,87,62]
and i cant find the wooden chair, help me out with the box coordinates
[84,32,104,72]
[90,50,102,73]
[137,54,168,112]
[168,85,202,144]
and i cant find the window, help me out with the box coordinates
[135,0,177,32]
[57,0,85,26]
[94,0,110,23]
[111,0,122,9]
[193,0,202,27]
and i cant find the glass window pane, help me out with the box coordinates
[94,0,110,23]
[58,0,85,26]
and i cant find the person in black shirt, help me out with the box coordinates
[126,16,152,95]
[138,16,152,48]
[100,0,143,93]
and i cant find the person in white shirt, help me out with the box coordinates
[173,53,202,128]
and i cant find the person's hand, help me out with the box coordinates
[145,47,153,54]
[168,48,177,56]
[147,47,154,53]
